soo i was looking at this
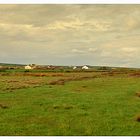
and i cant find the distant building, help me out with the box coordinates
[29,64,37,69]
[82,65,89,70]
[73,66,77,70]
[25,65,32,70]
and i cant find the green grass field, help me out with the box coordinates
[0,71,140,136]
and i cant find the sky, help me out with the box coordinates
[0,4,140,67]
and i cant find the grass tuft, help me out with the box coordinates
[53,105,61,109]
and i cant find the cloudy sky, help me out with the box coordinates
[0,4,140,67]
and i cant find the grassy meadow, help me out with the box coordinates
[0,70,140,135]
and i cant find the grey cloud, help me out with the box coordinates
[0,4,140,67]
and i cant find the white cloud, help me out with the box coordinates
[121,47,137,53]
[46,19,111,32]
[71,49,85,54]
[88,47,97,52]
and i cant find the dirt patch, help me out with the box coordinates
[47,75,97,85]
[48,79,65,85]
[7,80,19,83]
[130,72,140,77]
[81,85,87,88]
[22,73,65,77]
[1,78,45,92]
[52,104,74,110]
[5,85,29,91]
[25,81,42,85]
[0,104,9,109]
[101,71,125,76]
[136,92,140,97]
[136,115,140,122]
[1,73,10,76]
[53,105,61,109]
[51,73,64,77]
[23,73,47,77]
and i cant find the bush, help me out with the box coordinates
[24,70,30,72]
[0,69,6,72]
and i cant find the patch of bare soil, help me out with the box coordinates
[0,104,8,109]
[81,85,87,88]
[52,104,74,110]
[47,75,97,85]
[3,79,45,92]
[136,92,140,97]
[7,80,19,83]
[5,85,29,91]
[48,79,65,85]
[130,72,140,77]
[23,73,64,77]
[136,115,140,122]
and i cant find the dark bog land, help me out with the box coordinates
[0,70,140,135]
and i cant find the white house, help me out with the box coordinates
[73,66,77,70]
[82,65,89,70]
[25,65,32,70]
